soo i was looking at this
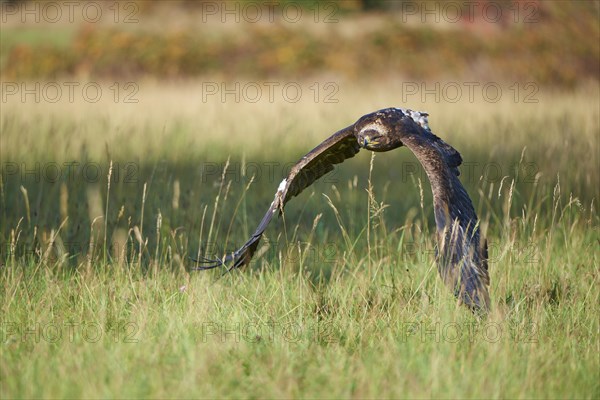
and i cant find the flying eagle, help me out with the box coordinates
[196,108,490,312]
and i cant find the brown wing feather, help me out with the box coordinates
[284,126,361,203]
[193,125,359,271]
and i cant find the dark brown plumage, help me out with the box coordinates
[195,108,490,312]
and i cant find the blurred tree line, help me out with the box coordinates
[2,0,598,87]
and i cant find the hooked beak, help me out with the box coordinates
[360,135,379,149]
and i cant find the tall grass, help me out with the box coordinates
[0,81,598,398]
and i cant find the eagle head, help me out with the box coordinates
[355,107,429,152]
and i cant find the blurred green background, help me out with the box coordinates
[1,0,598,262]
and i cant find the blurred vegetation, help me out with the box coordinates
[1,85,598,266]
[1,80,599,399]
[1,3,598,397]
[1,1,599,86]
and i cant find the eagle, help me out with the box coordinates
[195,108,490,312]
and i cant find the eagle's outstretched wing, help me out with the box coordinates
[194,124,359,271]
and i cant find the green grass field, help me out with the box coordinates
[1,79,599,398]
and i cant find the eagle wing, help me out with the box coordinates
[194,124,359,271]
